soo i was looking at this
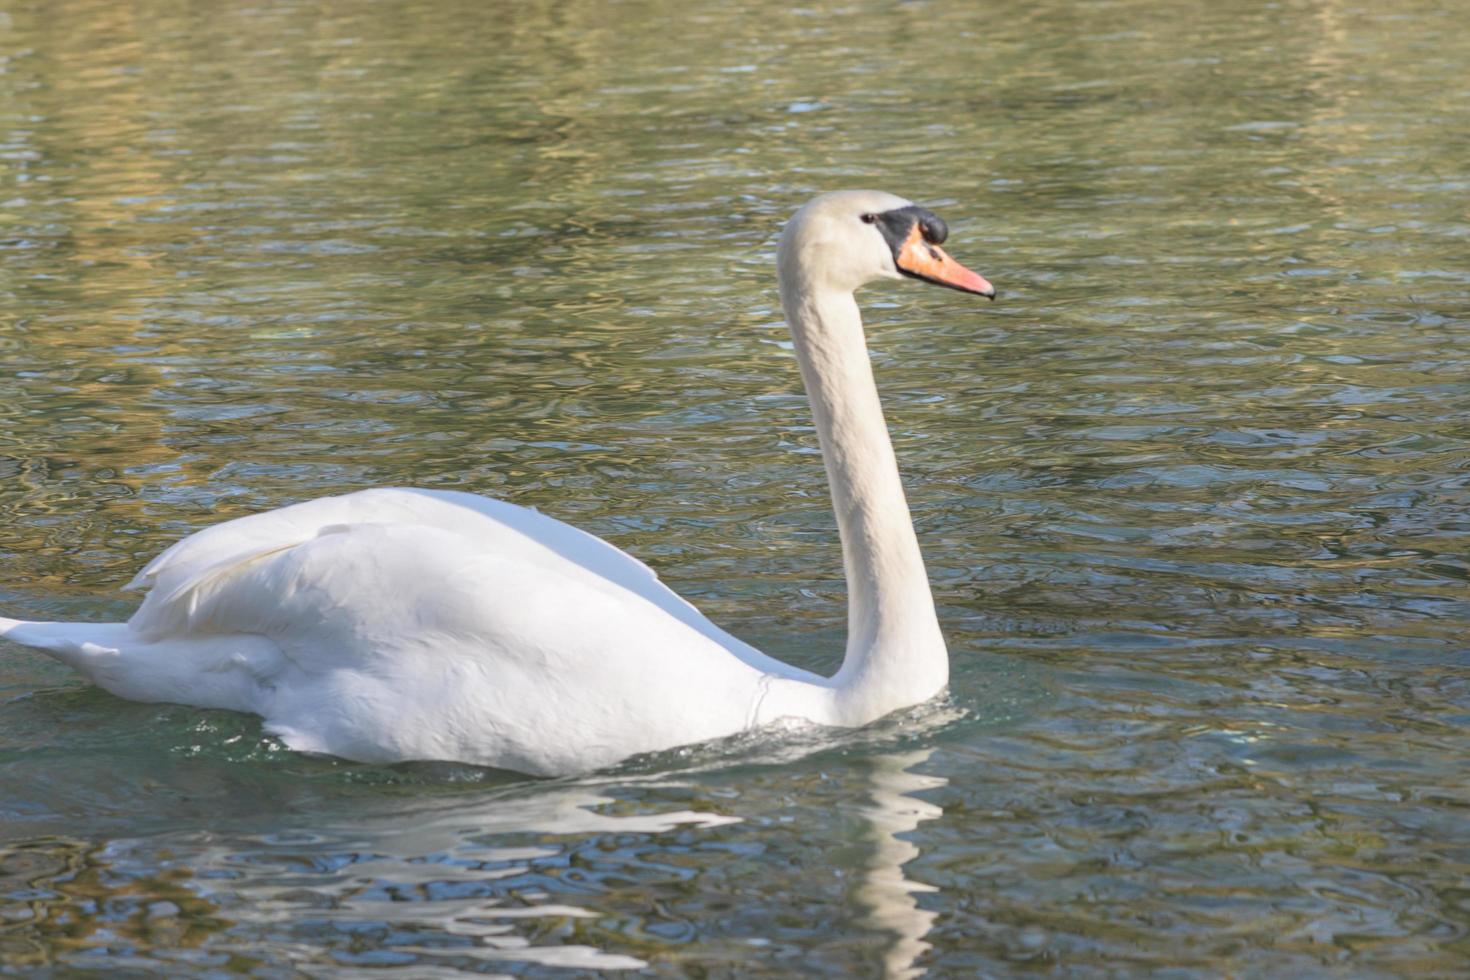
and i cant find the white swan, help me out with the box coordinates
[0,191,995,776]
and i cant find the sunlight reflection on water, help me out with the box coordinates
[1,0,1468,973]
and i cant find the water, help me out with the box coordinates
[2,0,1468,973]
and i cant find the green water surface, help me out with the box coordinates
[2,0,1468,974]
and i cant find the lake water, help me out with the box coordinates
[2,0,1468,974]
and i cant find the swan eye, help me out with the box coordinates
[860,213,878,224]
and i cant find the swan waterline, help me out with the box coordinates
[0,190,996,777]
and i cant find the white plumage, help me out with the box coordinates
[1,191,995,775]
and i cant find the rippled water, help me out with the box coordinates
[2,0,1468,974]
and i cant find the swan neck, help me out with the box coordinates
[778,275,947,722]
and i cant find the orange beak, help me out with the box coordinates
[895,225,995,299]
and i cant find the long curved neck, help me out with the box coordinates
[779,274,948,724]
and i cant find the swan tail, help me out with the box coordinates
[1,615,285,713]
[0,616,132,673]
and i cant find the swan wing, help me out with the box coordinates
[127,488,759,659]
[144,518,776,772]
[3,487,826,771]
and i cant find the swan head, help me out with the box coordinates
[777,190,995,299]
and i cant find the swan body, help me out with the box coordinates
[1,191,995,776]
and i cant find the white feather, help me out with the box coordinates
[1,191,985,775]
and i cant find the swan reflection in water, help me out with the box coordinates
[175,781,743,972]
[0,749,947,974]
[849,749,946,979]
[227,750,948,975]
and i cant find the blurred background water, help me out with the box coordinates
[1,0,1468,974]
